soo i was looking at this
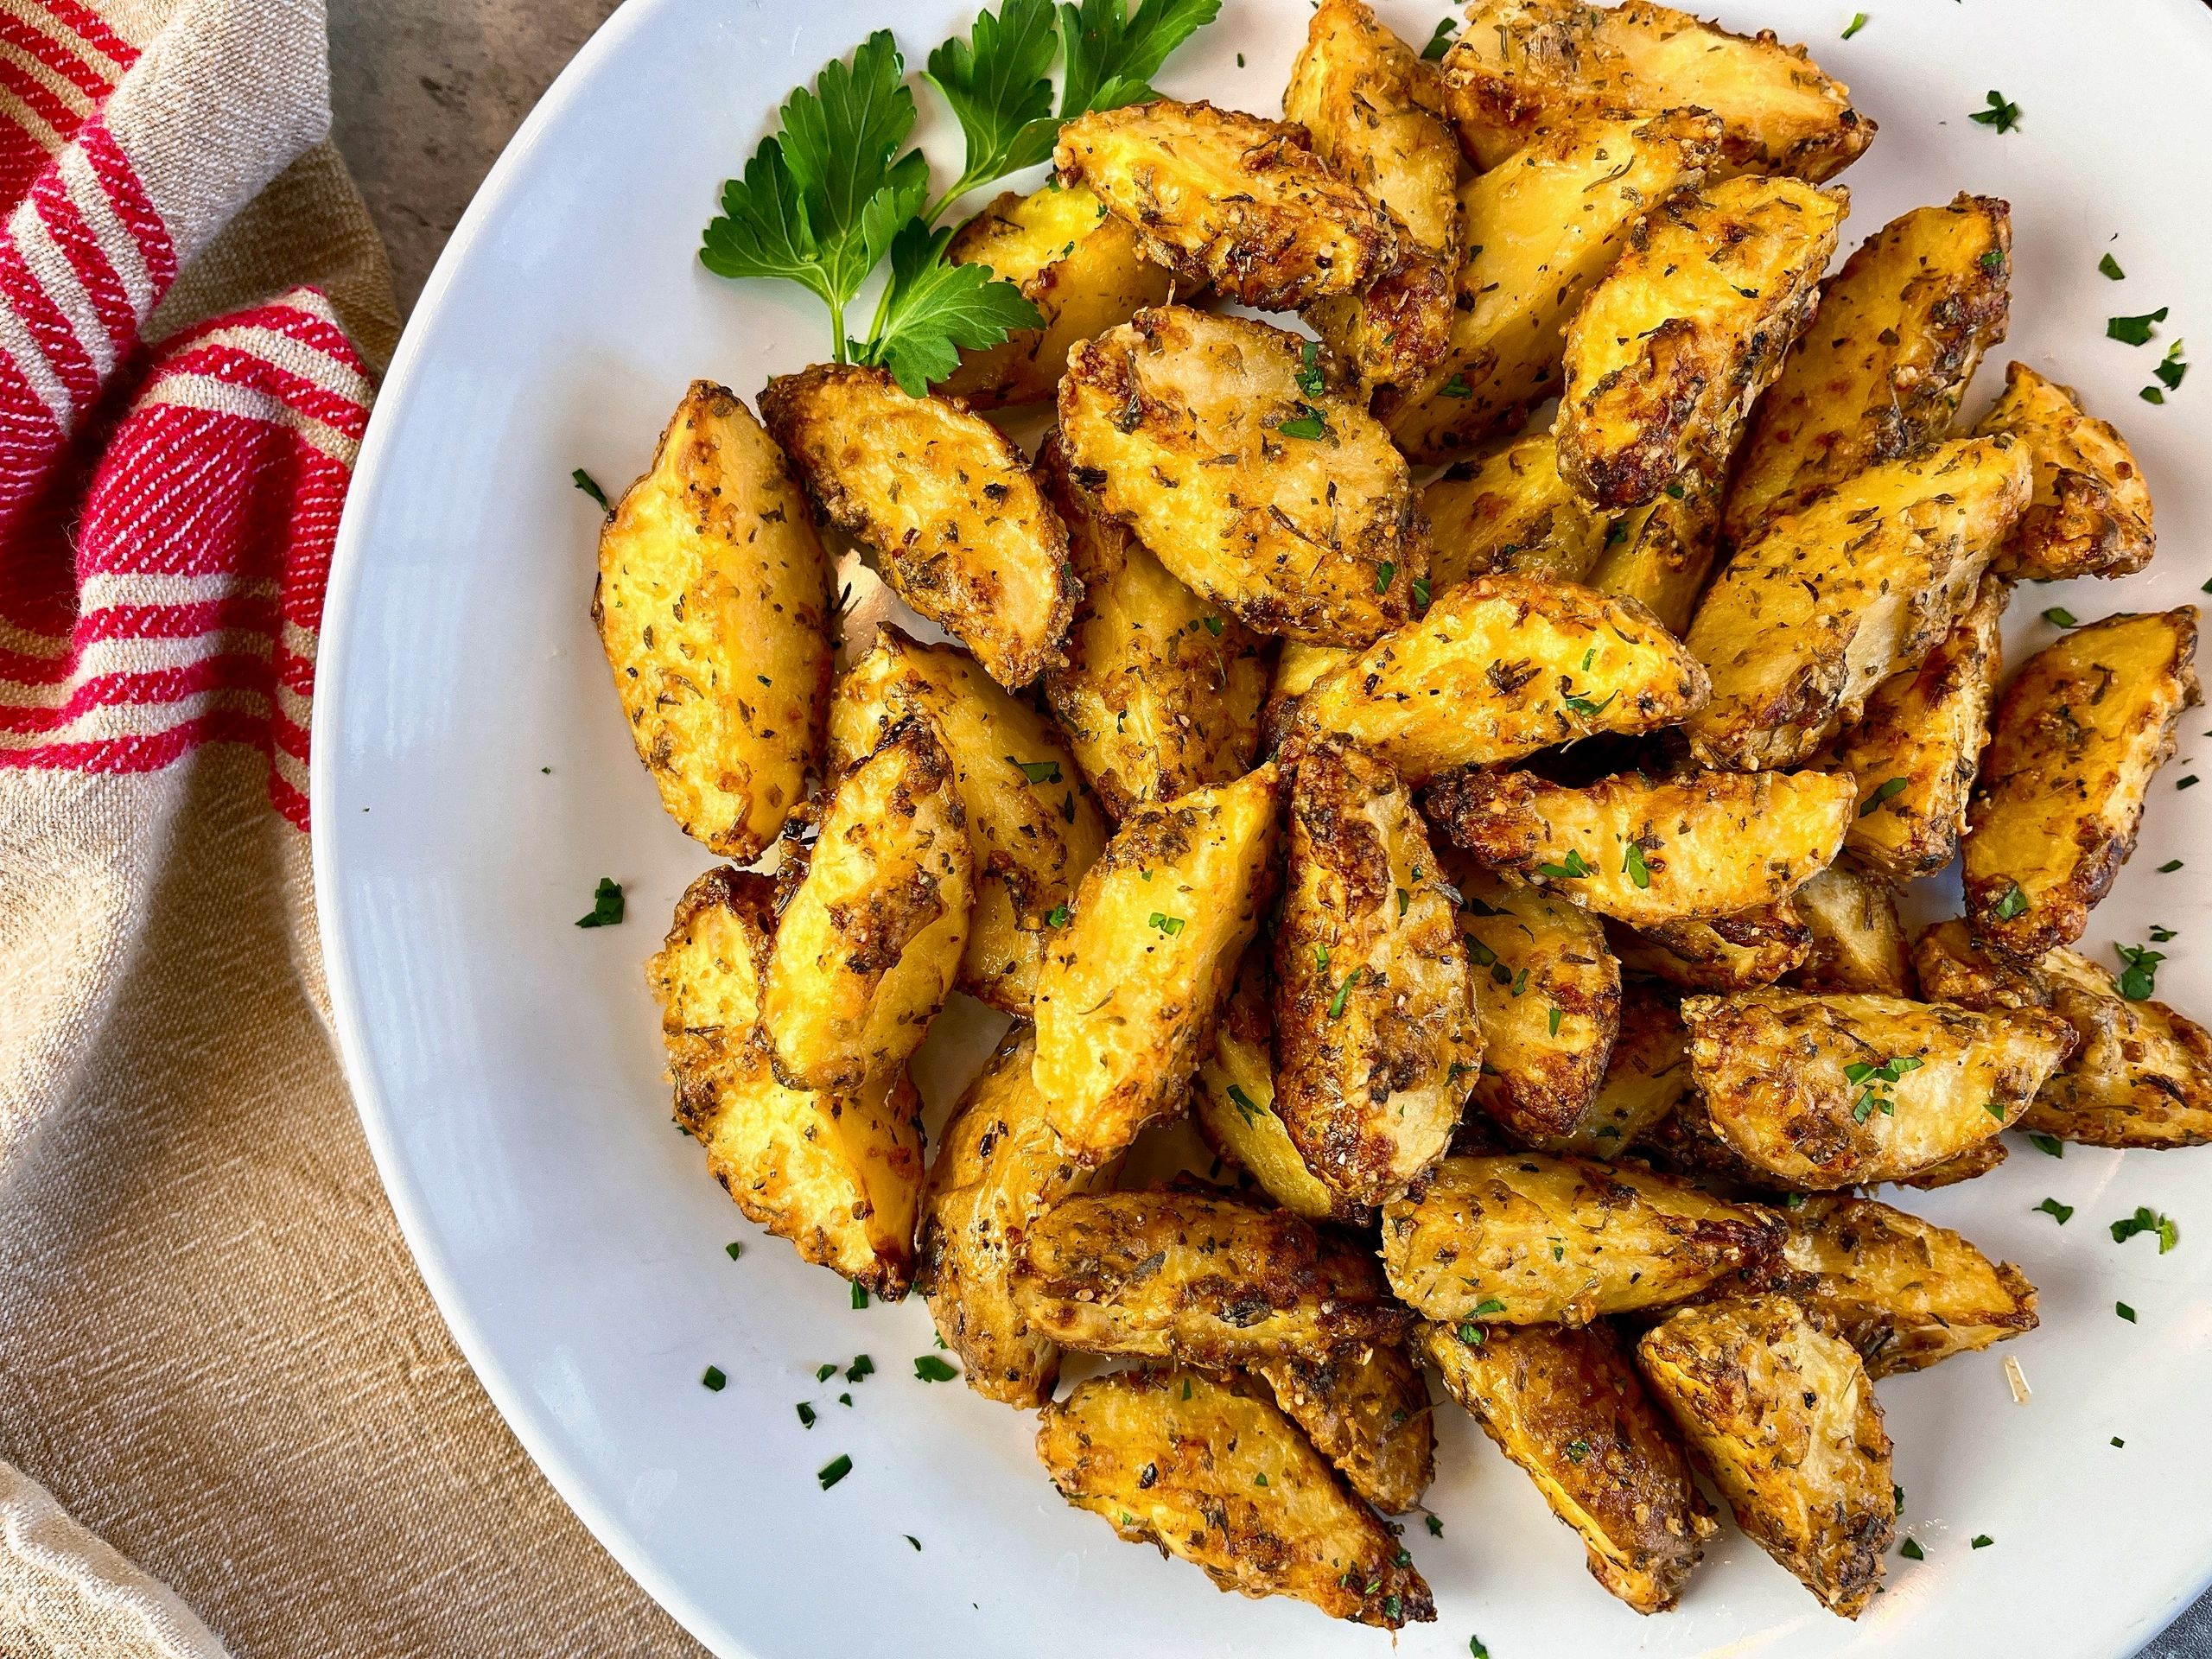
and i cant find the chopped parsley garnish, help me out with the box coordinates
[1618,841,1653,890]
[1846,1053,1922,1122]
[2113,1437,2126,1447]
[2036,1198,2075,1224]
[1972,1535,1993,1549]
[1565,1438,1590,1463]
[1044,903,1071,927]
[1967,89,2019,132]
[1147,911,1185,936]
[1439,372,1471,398]
[1327,967,1363,1019]
[1979,249,2004,271]
[1412,575,1432,611]
[906,1535,922,1550]
[1471,1297,1506,1317]
[913,1354,960,1382]
[1548,1004,1563,1036]
[846,1353,875,1382]
[1426,1515,1444,1536]
[2110,1205,2179,1253]
[2117,1301,2138,1323]
[1991,880,2029,922]
[1560,685,1618,719]
[1421,15,1458,58]
[2155,340,2188,392]
[2028,1132,2066,1158]
[2144,386,2166,404]
[1860,776,1910,817]
[702,1365,728,1391]
[2114,942,2164,1000]
[1535,849,1594,880]
[1376,560,1396,593]
[1397,887,1411,917]
[575,877,625,928]
[817,1363,839,1382]
[1900,1536,1925,1560]
[1841,10,1867,38]
[1983,1100,2006,1121]
[2042,607,2079,628]
[817,1453,854,1489]
[1202,613,1224,636]
[1253,1471,1268,1486]
[726,1240,744,1260]
[1295,339,1326,399]
[1893,1483,1905,1516]
[1226,1083,1262,1125]
[2101,252,2126,280]
[572,467,610,508]
[2182,776,2201,790]
[1060,790,1077,823]
[797,1402,816,1427]
[852,1282,870,1310]
[1278,405,1331,441]
[2152,925,2178,943]
[1010,756,1062,784]
[2160,860,2184,873]
[2107,307,2169,346]
[1471,1639,1490,1659]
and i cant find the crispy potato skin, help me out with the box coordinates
[759,365,1076,689]
[830,627,1105,1014]
[763,723,971,1092]
[1274,738,1480,1206]
[1455,864,1620,1141]
[1035,432,1269,819]
[1054,99,1398,309]
[916,1028,1097,1405]
[942,181,1176,408]
[1014,1185,1410,1363]
[1589,472,1725,637]
[1637,1296,1892,1618]
[1036,1369,1435,1628]
[1422,431,1610,589]
[1032,765,1279,1164]
[1609,904,1811,992]
[1684,436,2031,770]
[1964,609,2200,959]
[1380,112,1722,462]
[1682,988,2077,1188]
[1726,196,2012,547]
[1380,1153,1780,1325]
[1916,919,2212,1147]
[650,868,922,1296]
[1522,979,1692,1155]
[1255,1342,1435,1514]
[1786,866,1913,997]
[594,381,830,860]
[1827,571,2007,883]
[1440,0,1872,181]
[1974,361,2155,582]
[1751,1196,2037,1378]
[1426,766,1855,927]
[1059,306,1424,647]
[1887,1140,2010,1190]
[1297,574,1710,782]
[1421,1319,1714,1613]
[1558,177,1846,512]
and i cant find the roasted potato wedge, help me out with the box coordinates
[916,1027,1096,1406]
[1964,608,2200,959]
[1588,471,1724,637]
[1890,1139,2010,1189]
[1440,0,1872,181]
[1255,1342,1435,1515]
[1684,436,2031,770]
[1033,764,1279,1164]
[1522,980,1692,1156]
[1425,766,1856,928]
[1380,1152,1781,1325]
[1054,99,1398,309]
[942,181,1177,408]
[1059,306,1423,647]
[830,626,1106,1014]
[1274,737,1481,1206]
[1637,1296,1892,1618]
[1380,111,1723,463]
[1758,1196,2037,1378]
[1557,176,1846,512]
[651,868,922,1296]
[1036,1368,1435,1628]
[762,722,971,1092]
[758,364,1076,689]
[1036,431,1270,819]
[1827,570,2007,884]
[1681,988,2078,1188]
[1422,430,1610,588]
[1786,865,1912,997]
[1261,641,1349,753]
[1916,919,2212,1148]
[1295,574,1710,781]
[594,381,831,860]
[1608,904,1811,991]
[1974,361,2155,582]
[1456,865,1621,1141]
[1725,195,2012,547]
[1013,1185,1409,1363]
[1421,1319,1714,1613]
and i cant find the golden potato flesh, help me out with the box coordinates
[1440,0,1872,181]
[1916,919,2212,1148]
[830,626,1105,1014]
[942,181,1176,408]
[1609,904,1811,992]
[1261,640,1349,753]
[1012,1185,1409,1364]
[1827,571,2006,884]
[1681,989,2077,1188]
[1558,177,1846,512]
[1421,1319,1714,1613]
[595,381,830,860]
[1636,1296,1892,1618]
[1255,1342,1434,1515]
[1053,99,1398,310]
[1036,1369,1435,1628]
[1763,1196,2037,1378]
[1032,765,1279,1164]
[1455,865,1620,1142]
[1379,1152,1780,1325]
[1786,865,1912,997]
[1684,435,2031,770]
[758,364,1076,689]
[1424,766,1855,929]
[1380,111,1723,463]
[1725,195,2012,548]
[1522,979,1691,1156]
[762,723,971,1093]
[1274,738,1480,1206]
[1296,574,1711,782]
[650,868,922,1297]
[1588,471,1725,638]
[1035,431,1269,820]
[916,1028,1096,1406]
[1964,608,2200,959]
[1974,360,2156,582]
[1422,430,1610,588]
[1059,306,1423,647]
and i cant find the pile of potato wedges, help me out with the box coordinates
[594,0,2203,1630]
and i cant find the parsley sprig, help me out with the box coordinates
[1846,1053,1922,1122]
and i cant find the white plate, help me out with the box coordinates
[315,2,2212,1654]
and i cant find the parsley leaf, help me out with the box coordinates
[1010,755,1063,785]
[572,467,609,509]
[1296,339,1325,399]
[2114,942,2164,1001]
[1226,1082,1262,1126]
[1058,0,1223,118]
[817,1453,854,1489]
[861,219,1042,395]
[913,1354,961,1382]
[2108,307,2170,346]
[1421,16,1458,58]
[2042,607,2079,628]
[925,0,1062,210]
[2110,1205,2179,1253]
[1147,911,1186,936]
[1439,372,1472,398]
[2101,251,2126,280]
[2028,1132,2066,1158]
[1841,10,1867,38]
[2117,1300,2138,1323]
[1991,880,2029,922]
[575,878,625,928]
[2036,1197,2074,1224]
[1623,842,1651,890]
[1860,776,1910,817]
[1535,849,1594,880]
[1278,405,1332,441]
[2154,340,2188,392]
[1967,89,2020,132]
